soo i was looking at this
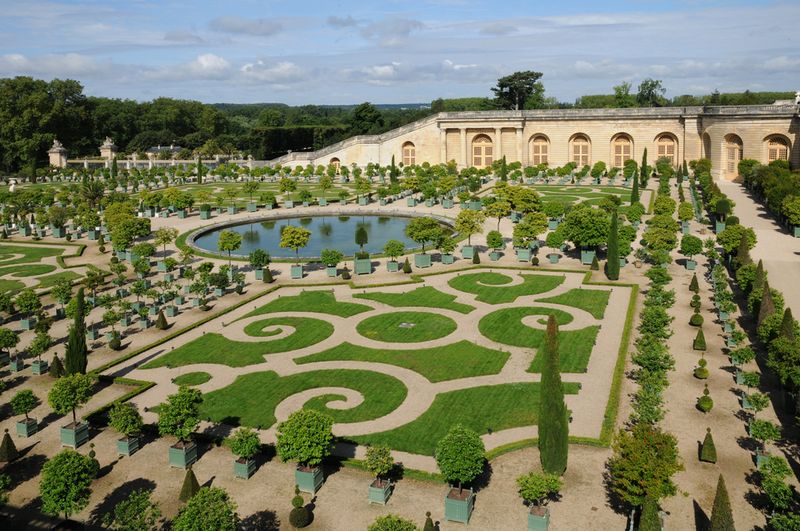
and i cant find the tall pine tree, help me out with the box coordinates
[65,287,88,375]
[709,474,734,531]
[640,148,649,187]
[630,168,640,203]
[539,314,569,475]
[606,211,620,280]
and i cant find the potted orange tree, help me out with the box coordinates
[158,386,202,469]
[48,373,94,448]
[276,409,333,494]
[108,402,143,456]
[435,424,485,524]
[11,389,39,437]
[517,472,561,530]
[227,427,261,479]
[365,445,394,505]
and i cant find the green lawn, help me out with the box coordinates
[243,290,372,319]
[447,272,565,304]
[479,307,600,372]
[538,288,611,319]
[354,286,475,314]
[35,271,82,289]
[352,382,580,455]
[356,311,457,343]
[0,279,24,292]
[0,264,56,278]
[200,369,408,428]
[142,317,334,368]
[172,372,212,386]
[0,244,63,265]
[295,340,509,382]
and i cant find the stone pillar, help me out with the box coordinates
[516,127,524,165]
[439,128,447,164]
[48,139,68,168]
[495,128,502,160]
[460,128,468,168]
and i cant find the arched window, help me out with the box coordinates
[530,135,549,165]
[766,136,789,162]
[570,134,591,166]
[612,134,633,167]
[657,134,677,165]
[402,142,416,166]
[724,134,743,177]
[330,157,341,170]
[472,134,493,168]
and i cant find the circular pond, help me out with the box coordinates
[192,214,450,259]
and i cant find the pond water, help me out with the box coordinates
[193,215,443,259]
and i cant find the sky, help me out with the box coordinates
[0,0,798,105]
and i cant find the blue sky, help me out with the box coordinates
[0,0,798,104]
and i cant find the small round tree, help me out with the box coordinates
[454,209,485,246]
[279,226,312,265]
[172,486,239,531]
[102,488,162,531]
[11,389,38,421]
[276,409,334,471]
[40,449,97,519]
[368,514,418,531]
[486,230,504,250]
[680,234,703,262]
[405,217,443,254]
[320,248,344,268]
[365,445,394,487]
[157,386,203,447]
[434,424,485,495]
[517,472,562,514]
[108,402,143,439]
[383,240,405,263]
[48,373,94,425]
[226,427,261,463]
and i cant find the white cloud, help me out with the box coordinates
[327,15,357,28]
[480,22,516,36]
[359,17,424,46]
[240,60,309,85]
[209,16,283,37]
[164,30,204,44]
[143,53,232,81]
[0,52,106,77]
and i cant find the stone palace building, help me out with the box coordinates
[52,104,799,181]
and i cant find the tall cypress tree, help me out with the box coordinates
[640,148,649,187]
[682,160,689,178]
[606,211,620,280]
[65,288,88,375]
[709,474,734,531]
[735,234,752,269]
[751,260,766,296]
[539,314,569,474]
[630,168,640,203]
[757,280,776,327]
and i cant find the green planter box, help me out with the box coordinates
[358,197,369,206]
[192,298,201,308]
[354,258,372,275]
[461,245,474,259]
[326,266,338,277]
[368,479,393,505]
[425,199,435,207]
[736,370,746,385]
[51,227,65,238]
[685,259,697,270]
[727,336,738,348]
[548,253,561,264]
[284,200,294,209]
[387,260,400,272]
[489,250,502,261]
[165,306,178,317]
[407,197,417,207]
[21,226,32,236]
[247,203,257,212]
[157,261,167,272]
[302,201,310,207]
[291,264,303,279]
[177,209,187,219]
[16,418,38,437]
[139,319,150,330]
[9,359,23,372]
[31,359,48,375]
[580,248,596,265]
[528,507,550,530]
[226,206,236,215]
[548,219,559,230]
[742,394,753,409]
[234,458,257,479]
[117,435,140,456]
[719,310,729,321]
[379,199,388,206]
[200,210,212,220]
[87,329,99,340]
[60,422,90,448]
[795,226,800,238]
[443,198,454,209]
[158,210,169,218]
[20,318,32,331]
[149,305,160,315]
[318,198,327,206]
[414,253,432,268]
[295,466,324,494]
[169,442,198,469]
[510,212,522,223]
[255,268,265,280]
[444,488,475,524]
[715,220,726,234]
[174,296,185,305]
[682,221,690,235]
[724,321,733,333]
[516,248,532,261]
[442,253,455,265]
[468,200,482,211]
[756,453,769,470]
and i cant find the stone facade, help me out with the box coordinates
[270,105,799,180]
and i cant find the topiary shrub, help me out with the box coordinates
[155,310,168,330]
[691,294,701,309]
[263,268,274,283]
[0,428,18,462]
[693,329,706,351]
[690,313,704,327]
[402,257,412,274]
[49,355,65,378]
[590,255,599,271]
[697,386,714,413]
[340,266,351,280]
[689,273,699,293]
[531,256,539,266]
[179,467,200,502]
[289,487,311,528]
[472,252,481,264]
[108,333,122,351]
[700,428,717,463]
[694,357,709,379]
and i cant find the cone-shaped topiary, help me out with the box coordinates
[780,308,795,342]
[697,385,714,413]
[639,497,661,531]
[751,260,766,298]
[709,474,734,531]
[757,281,776,327]
[538,314,569,475]
[700,428,717,463]
[402,257,412,273]
[693,329,706,351]
[735,233,752,269]
[606,213,620,280]
[49,355,65,378]
[0,429,18,462]
[590,255,599,271]
[179,467,200,502]
[264,267,274,283]
[472,252,480,264]
[423,511,434,531]
[155,309,168,330]
[689,273,699,293]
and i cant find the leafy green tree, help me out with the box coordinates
[276,409,334,468]
[226,427,261,460]
[10,389,38,421]
[435,424,485,493]
[48,373,94,424]
[368,514,419,531]
[383,240,405,262]
[539,315,569,474]
[51,277,73,315]
[454,209,485,245]
[350,102,384,135]
[40,449,96,518]
[15,288,41,321]
[65,288,88,375]
[485,200,511,230]
[279,225,312,265]
[154,227,178,259]
[606,212,620,280]
[248,248,271,270]
[108,402,143,438]
[320,248,344,268]
[709,474,734,531]
[491,71,545,110]
[613,82,636,108]
[516,472,561,507]
[355,225,369,253]
[405,217,443,253]
[157,386,203,444]
[217,229,242,269]
[365,445,394,483]
[172,487,239,531]
[0,326,19,356]
[637,78,667,107]
[103,488,162,531]
[562,206,609,250]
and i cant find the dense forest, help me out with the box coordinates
[0,75,793,175]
